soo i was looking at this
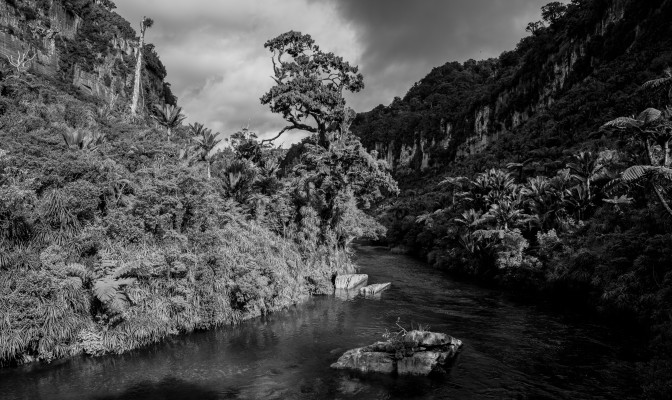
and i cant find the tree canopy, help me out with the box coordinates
[260,31,364,147]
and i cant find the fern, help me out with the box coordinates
[622,165,649,182]
[622,165,672,183]
[63,263,94,286]
[93,277,136,314]
[603,195,633,205]
[637,108,663,124]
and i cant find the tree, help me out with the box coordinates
[189,123,222,179]
[603,108,672,218]
[525,21,545,35]
[130,16,154,117]
[289,136,398,247]
[151,104,186,138]
[541,2,568,25]
[260,31,364,148]
[566,151,606,200]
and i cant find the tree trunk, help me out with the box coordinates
[207,163,211,180]
[130,19,147,117]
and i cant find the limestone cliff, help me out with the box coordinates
[352,0,671,175]
[0,0,171,107]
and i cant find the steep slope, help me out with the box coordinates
[353,0,672,175]
[0,0,173,107]
[353,3,672,396]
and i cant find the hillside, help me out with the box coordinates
[353,1,672,397]
[0,3,394,369]
[353,0,672,175]
[0,0,173,108]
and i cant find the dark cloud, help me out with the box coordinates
[328,0,549,110]
[113,0,550,144]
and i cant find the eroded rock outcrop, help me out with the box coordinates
[334,274,368,289]
[331,330,462,376]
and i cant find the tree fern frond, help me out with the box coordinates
[642,77,671,90]
[602,117,640,130]
[621,165,650,182]
[637,108,663,124]
[603,178,625,196]
[603,195,633,205]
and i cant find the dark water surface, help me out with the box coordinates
[1,246,642,399]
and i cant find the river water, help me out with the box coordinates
[1,246,643,399]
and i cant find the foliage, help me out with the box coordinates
[151,104,186,137]
[0,25,388,369]
[260,31,364,147]
[361,9,672,394]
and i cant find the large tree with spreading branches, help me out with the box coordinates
[260,31,364,148]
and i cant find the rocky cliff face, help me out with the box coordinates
[0,0,70,76]
[352,0,669,174]
[454,0,630,159]
[0,0,167,106]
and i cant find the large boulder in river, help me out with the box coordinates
[331,330,462,376]
[329,347,395,374]
[334,274,368,289]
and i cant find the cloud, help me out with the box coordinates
[114,0,359,143]
[327,0,549,111]
[113,0,548,145]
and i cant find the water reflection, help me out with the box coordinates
[93,377,223,400]
[0,246,642,399]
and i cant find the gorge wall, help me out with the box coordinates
[352,0,670,175]
[0,0,169,106]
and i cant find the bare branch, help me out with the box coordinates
[7,49,36,76]
[260,123,316,144]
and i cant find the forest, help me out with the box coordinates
[0,1,396,371]
[1,0,672,398]
[350,0,672,397]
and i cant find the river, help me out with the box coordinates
[0,246,643,399]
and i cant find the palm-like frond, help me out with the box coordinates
[638,108,663,124]
[603,195,633,205]
[94,277,136,314]
[60,126,106,150]
[192,130,222,160]
[622,165,672,183]
[439,176,468,186]
[642,68,672,89]
[152,104,186,133]
[602,117,641,130]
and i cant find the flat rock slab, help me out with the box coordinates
[359,283,391,295]
[334,274,368,289]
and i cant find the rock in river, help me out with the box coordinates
[359,283,391,295]
[331,330,462,376]
[334,274,368,289]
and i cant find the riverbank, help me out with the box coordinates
[1,220,354,367]
[0,246,643,400]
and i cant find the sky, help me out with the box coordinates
[113,0,549,144]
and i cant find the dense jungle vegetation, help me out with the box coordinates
[0,3,396,369]
[3,0,672,397]
[352,0,672,397]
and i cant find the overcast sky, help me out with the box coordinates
[114,0,549,144]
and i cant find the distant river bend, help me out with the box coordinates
[0,246,642,399]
